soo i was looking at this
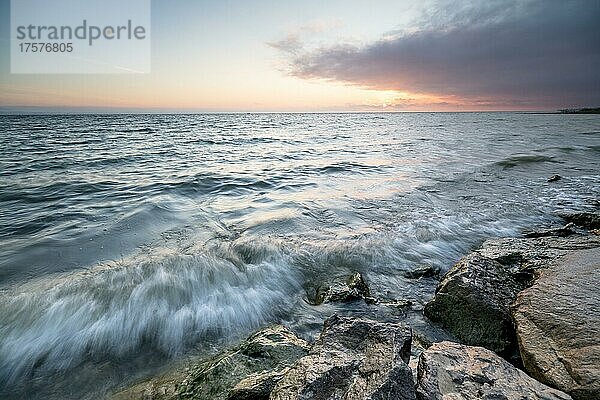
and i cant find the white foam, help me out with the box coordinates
[0,247,301,384]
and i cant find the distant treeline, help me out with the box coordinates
[559,107,600,114]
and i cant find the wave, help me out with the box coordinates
[0,192,543,387]
[158,175,276,196]
[121,127,154,133]
[0,180,125,203]
[494,154,559,168]
[316,162,385,174]
[0,243,301,385]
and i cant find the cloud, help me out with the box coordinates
[267,18,344,55]
[267,34,303,54]
[271,0,600,109]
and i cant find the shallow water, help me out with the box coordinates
[0,113,599,398]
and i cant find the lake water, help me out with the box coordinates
[0,113,599,398]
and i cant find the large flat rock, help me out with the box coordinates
[416,341,572,400]
[476,235,600,273]
[512,247,600,400]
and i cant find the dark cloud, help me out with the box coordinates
[273,0,600,108]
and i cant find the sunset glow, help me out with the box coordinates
[1,0,598,112]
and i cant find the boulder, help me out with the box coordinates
[313,272,373,305]
[403,265,440,279]
[560,212,600,230]
[524,223,576,238]
[179,326,309,400]
[423,253,527,357]
[415,341,572,400]
[270,315,415,400]
[512,247,600,400]
[424,235,600,360]
[112,325,309,400]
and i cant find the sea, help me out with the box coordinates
[0,112,599,399]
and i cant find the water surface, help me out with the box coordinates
[0,113,599,398]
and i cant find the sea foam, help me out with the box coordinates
[0,245,301,384]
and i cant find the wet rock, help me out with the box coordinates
[512,247,600,399]
[403,265,439,279]
[423,253,526,357]
[476,235,600,273]
[271,315,415,400]
[379,298,413,310]
[179,326,309,400]
[416,341,572,400]
[112,326,309,400]
[228,369,288,400]
[524,223,576,238]
[314,272,373,305]
[424,235,600,360]
[560,212,600,230]
[112,371,182,400]
[237,325,309,361]
[548,174,562,182]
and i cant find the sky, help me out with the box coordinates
[0,0,599,112]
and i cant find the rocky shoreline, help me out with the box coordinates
[112,211,599,400]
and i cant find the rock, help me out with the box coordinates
[548,175,562,182]
[403,265,439,279]
[379,298,413,310]
[409,340,427,384]
[271,315,415,400]
[424,235,600,361]
[560,212,600,230]
[112,325,309,400]
[237,326,309,361]
[112,371,182,400]
[228,369,288,400]
[415,341,572,400]
[512,247,600,399]
[476,235,600,273]
[524,223,576,238]
[313,272,373,305]
[423,253,527,358]
[179,326,309,400]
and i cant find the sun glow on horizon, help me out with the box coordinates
[0,0,597,112]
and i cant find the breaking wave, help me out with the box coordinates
[0,244,301,385]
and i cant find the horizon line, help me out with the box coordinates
[0,106,579,115]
